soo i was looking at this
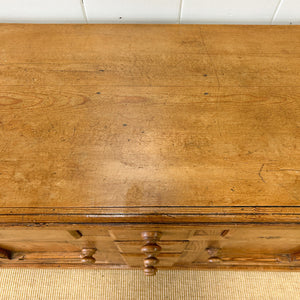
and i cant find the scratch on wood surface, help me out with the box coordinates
[199,27,220,87]
[199,29,223,137]
[277,169,300,172]
[259,163,265,183]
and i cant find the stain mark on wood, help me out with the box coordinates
[258,164,266,183]
[258,236,281,239]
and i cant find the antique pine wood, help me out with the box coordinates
[0,24,299,275]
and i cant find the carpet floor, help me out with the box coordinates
[0,269,299,299]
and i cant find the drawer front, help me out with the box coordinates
[0,230,83,242]
[176,227,300,267]
[0,241,81,253]
[184,244,300,267]
[121,253,182,267]
[0,251,125,265]
[109,227,231,242]
[110,229,193,241]
[0,229,125,266]
[115,241,188,254]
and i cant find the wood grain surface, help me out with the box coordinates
[0,25,299,218]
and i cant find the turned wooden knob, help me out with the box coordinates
[206,247,222,263]
[144,266,157,276]
[144,256,159,276]
[141,231,162,276]
[144,256,159,267]
[208,256,222,263]
[141,231,162,242]
[141,243,162,256]
[80,248,96,264]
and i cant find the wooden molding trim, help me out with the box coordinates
[0,206,299,224]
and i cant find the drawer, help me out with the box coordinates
[77,229,111,237]
[8,251,83,264]
[190,249,300,267]
[175,226,300,267]
[212,227,300,255]
[110,228,231,242]
[115,240,188,254]
[0,229,126,266]
[0,228,123,254]
[0,241,81,253]
[0,229,83,242]
[110,229,193,241]
[121,253,181,267]
[225,228,300,242]
[0,250,126,265]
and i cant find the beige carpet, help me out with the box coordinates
[0,269,299,299]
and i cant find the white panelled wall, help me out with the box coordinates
[0,0,299,24]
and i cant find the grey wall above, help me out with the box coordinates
[0,0,298,24]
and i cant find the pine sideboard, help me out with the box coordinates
[0,24,299,275]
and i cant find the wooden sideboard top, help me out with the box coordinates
[0,24,299,224]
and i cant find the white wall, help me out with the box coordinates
[0,0,299,24]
